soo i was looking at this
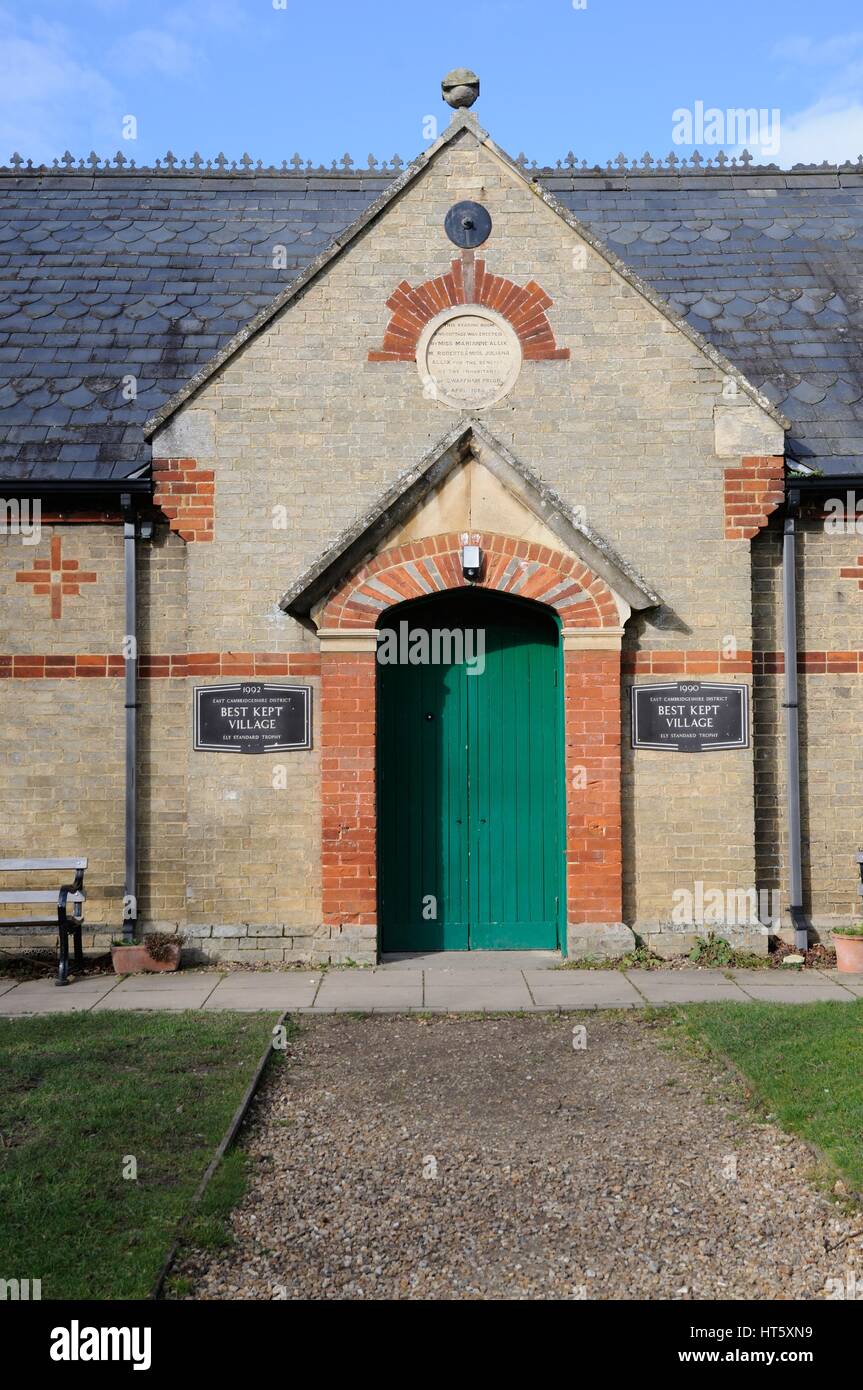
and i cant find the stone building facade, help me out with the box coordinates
[1,91,862,963]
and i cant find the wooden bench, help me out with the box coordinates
[0,859,87,985]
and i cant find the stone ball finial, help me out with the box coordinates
[442,68,479,109]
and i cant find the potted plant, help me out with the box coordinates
[832,924,863,974]
[111,931,184,976]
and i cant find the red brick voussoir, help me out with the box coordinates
[321,534,619,631]
[369,259,570,363]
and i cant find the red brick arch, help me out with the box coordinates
[319,532,624,958]
[321,534,620,630]
[368,260,570,363]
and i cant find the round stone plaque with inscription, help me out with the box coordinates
[417,307,522,409]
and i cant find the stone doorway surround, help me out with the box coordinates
[280,421,660,962]
[318,533,626,961]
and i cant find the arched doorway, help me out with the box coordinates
[376,587,564,952]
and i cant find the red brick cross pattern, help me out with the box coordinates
[15,536,97,619]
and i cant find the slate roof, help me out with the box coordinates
[0,170,389,481]
[2,155,863,482]
[546,171,863,472]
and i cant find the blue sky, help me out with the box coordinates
[1,0,862,169]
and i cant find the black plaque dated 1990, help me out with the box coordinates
[194,683,312,754]
[631,681,749,752]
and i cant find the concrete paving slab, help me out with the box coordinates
[313,969,423,1011]
[528,968,629,989]
[423,970,534,1011]
[204,975,321,1011]
[91,979,218,1011]
[1,974,117,996]
[730,969,838,987]
[1,961,857,1015]
[202,997,289,1013]
[736,980,855,1003]
[644,969,738,986]
[20,973,117,990]
[196,970,320,989]
[819,969,863,995]
[0,977,118,1013]
[525,970,643,1009]
[627,972,749,1004]
[109,971,222,994]
[0,996,96,1015]
[382,951,561,971]
[91,992,216,1012]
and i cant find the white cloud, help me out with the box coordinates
[773,32,863,69]
[0,11,120,163]
[109,28,195,78]
[106,4,245,82]
[771,30,863,166]
[777,98,863,167]
[171,0,246,33]
[0,1,247,164]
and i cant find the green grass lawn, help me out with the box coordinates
[679,999,863,1191]
[0,1011,284,1299]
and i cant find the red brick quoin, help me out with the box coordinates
[565,649,622,926]
[319,534,623,939]
[152,458,215,541]
[368,258,570,363]
[724,455,784,540]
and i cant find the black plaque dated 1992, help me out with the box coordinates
[194,683,312,754]
[631,681,749,752]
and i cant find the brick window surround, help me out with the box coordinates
[317,533,624,949]
[369,257,570,363]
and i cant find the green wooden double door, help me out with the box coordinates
[378,589,564,952]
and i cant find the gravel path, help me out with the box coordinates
[175,1014,863,1300]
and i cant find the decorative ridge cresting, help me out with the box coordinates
[0,150,406,175]
[5,149,863,177]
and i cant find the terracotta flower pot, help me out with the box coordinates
[833,933,863,974]
[111,943,181,975]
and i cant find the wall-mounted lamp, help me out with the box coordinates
[461,543,482,582]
